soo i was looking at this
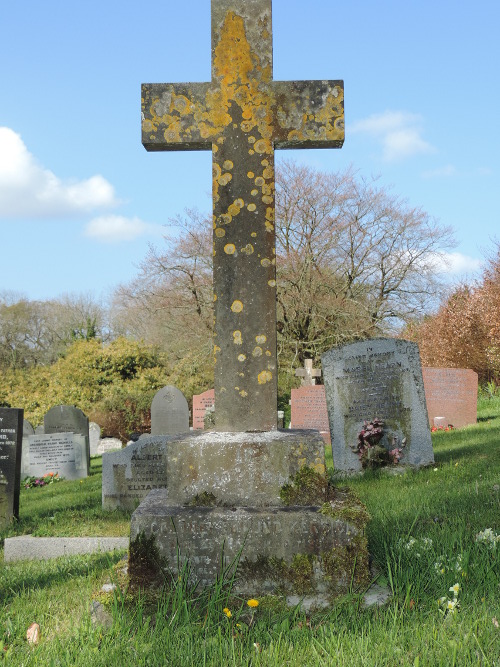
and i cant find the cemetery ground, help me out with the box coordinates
[0,401,498,665]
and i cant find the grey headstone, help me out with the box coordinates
[150,386,189,436]
[97,438,122,455]
[23,420,35,436]
[26,432,88,480]
[0,407,23,528]
[35,425,44,434]
[89,422,102,456]
[102,435,169,510]
[21,420,35,480]
[44,405,90,474]
[321,338,434,472]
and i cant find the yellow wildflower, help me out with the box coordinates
[247,599,259,608]
[223,608,232,618]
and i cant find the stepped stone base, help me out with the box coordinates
[129,431,370,603]
[130,490,368,598]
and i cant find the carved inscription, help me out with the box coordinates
[337,353,409,424]
[27,433,87,480]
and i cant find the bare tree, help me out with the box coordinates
[112,162,455,377]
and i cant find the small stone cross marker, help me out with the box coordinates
[141,0,344,431]
[295,359,321,386]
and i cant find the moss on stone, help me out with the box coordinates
[280,465,331,506]
[186,491,218,507]
[321,534,371,593]
[318,487,371,530]
[128,531,167,586]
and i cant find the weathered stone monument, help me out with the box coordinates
[322,339,434,473]
[141,0,343,431]
[0,407,23,529]
[150,386,189,435]
[130,0,367,603]
[44,405,90,474]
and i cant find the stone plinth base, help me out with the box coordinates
[130,490,368,598]
[129,431,370,603]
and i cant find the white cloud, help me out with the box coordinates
[351,111,435,162]
[422,164,458,179]
[0,127,119,218]
[433,252,483,275]
[84,215,162,242]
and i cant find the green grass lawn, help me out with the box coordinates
[0,399,498,665]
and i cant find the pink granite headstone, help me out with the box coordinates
[422,367,478,428]
[290,385,331,444]
[192,389,215,430]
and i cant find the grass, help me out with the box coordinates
[0,399,499,665]
[1,458,130,540]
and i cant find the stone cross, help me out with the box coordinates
[142,0,344,431]
[295,359,321,386]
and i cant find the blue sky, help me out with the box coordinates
[1,0,498,303]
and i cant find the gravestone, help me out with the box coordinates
[89,422,102,456]
[102,435,169,510]
[151,386,189,436]
[0,407,23,529]
[192,389,215,429]
[20,420,35,479]
[290,385,331,443]
[97,438,122,455]
[422,368,478,428]
[322,338,434,473]
[26,432,88,480]
[295,359,322,386]
[44,405,90,474]
[131,0,368,604]
[35,425,44,435]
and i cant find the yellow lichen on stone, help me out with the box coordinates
[223,160,234,170]
[253,347,263,357]
[268,280,276,287]
[256,335,267,344]
[231,300,243,313]
[258,370,273,384]
[224,244,236,255]
[251,232,257,238]
[215,228,226,237]
[238,354,246,362]
[261,258,271,267]
[219,173,232,186]
[239,390,248,397]
[227,203,242,217]
[247,203,257,212]
[247,171,255,178]
[241,244,254,254]
[233,330,243,345]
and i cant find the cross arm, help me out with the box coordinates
[273,80,344,149]
[142,82,214,151]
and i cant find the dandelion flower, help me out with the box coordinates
[223,607,232,618]
[247,599,259,608]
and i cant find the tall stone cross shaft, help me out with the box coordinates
[142,0,344,431]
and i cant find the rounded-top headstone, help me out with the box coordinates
[23,420,35,437]
[151,386,189,436]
